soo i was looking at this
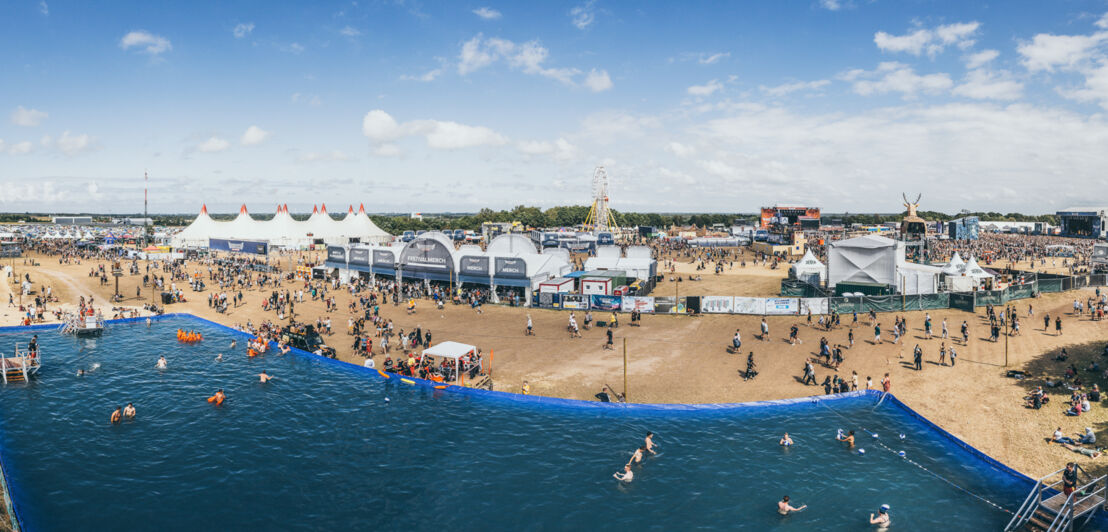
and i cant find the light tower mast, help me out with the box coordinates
[584,166,617,232]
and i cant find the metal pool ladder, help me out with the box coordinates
[1,343,40,384]
[1006,464,1107,531]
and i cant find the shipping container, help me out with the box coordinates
[581,277,613,295]
[539,277,575,294]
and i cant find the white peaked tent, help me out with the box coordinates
[790,248,826,284]
[963,256,994,280]
[169,203,392,248]
[942,252,966,276]
[827,235,899,288]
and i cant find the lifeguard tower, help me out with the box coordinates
[2,343,41,384]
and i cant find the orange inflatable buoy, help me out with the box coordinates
[248,349,256,357]
[434,385,447,390]
[207,396,216,403]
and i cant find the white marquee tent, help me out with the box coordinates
[170,204,392,249]
[790,249,826,285]
[827,235,900,289]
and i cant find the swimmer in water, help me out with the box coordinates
[259,371,273,383]
[838,430,855,448]
[156,356,167,369]
[146,317,152,327]
[215,353,223,362]
[110,406,122,424]
[213,389,226,404]
[627,446,645,467]
[780,432,793,446]
[778,495,806,515]
[613,464,633,483]
[123,403,136,419]
[869,504,891,528]
[645,432,657,454]
[77,369,85,377]
[230,339,237,349]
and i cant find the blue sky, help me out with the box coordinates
[3,0,1108,215]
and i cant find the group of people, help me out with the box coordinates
[613,432,656,483]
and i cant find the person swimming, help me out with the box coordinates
[208,389,226,405]
[837,430,855,447]
[146,317,152,328]
[77,369,85,377]
[110,406,122,424]
[215,353,223,362]
[645,432,657,454]
[230,339,237,349]
[627,446,645,467]
[780,432,794,446]
[156,355,167,369]
[259,371,273,383]
[613,464,634,483]
[123,403,136,419]
[869,504,891,528]
[778,495,806,515]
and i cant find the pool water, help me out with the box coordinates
[0,316,1029,531]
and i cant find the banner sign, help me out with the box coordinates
[325,245,347,263]
[460,256,490,276]
[765,298,799,315]
[701,296,734,314]
[621,296,655,313]
[590,294,622,311]
[349,248,370,266]
[372,250,395,268]
[209,238,269,255]
[733,297,764,315]
[399,239,453,272]
[494,257,527,278]
[562,294,588,310]
[653,296,677,314]
[800,298,829,315]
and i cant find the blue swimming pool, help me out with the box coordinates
[0,315,1036,530]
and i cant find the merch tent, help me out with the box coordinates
[790,249,826,285]
[827,235,899,289]
[421,341,479,383]
[486,234,537,256]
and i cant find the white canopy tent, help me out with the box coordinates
[170,203,392,248]
[827,235,900,288]
[790,248,826,285]
[963,256,994,280]
[421,341,479,382]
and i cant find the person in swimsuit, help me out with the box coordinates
[123,403,136,419]
[778,495,806,515]
[259,371,273,383]
[613,464,633,482]
[215,353,223,362]
[838,430,855,447]
[780,433,793,446]
[645,432,656,454]
[230,339,237,349]
[869,504,891,528]
[110,406,122,424]
[156,356,167,369]
[627,446,645,466]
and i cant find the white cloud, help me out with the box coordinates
[119,30,172,55]
[197,137,230,153]
[339,26,361,38]
[874,21,979,57]
[241,126,270,145]
[965,49,1000,69]
[953,69,1024,100]
[698,52,730,65]
[39,1,48,15]
[1018,32,1107,72]
[687,79,724,96]
[457,34,605,90]
[699,159,737,177]
[665,141,696,158]
[299,150,352,162]
[233,23,254,38]
[362,109,508,150]
[8,141,33,155]
[56,131,93,154]
[584,69,613,92]
[401,67,443,82]
[1098,12,1108,30]
[472,7,502,20]
[284,42,305,54]
[819,0,842,11]
[517,140,555,155]
[87,181,103,200]
[569,1,596,30]
[760,79,830,97]
[373,144,401,157]
[850,62,953,98]
[1056,62,1108,109]
[11,106,47,127]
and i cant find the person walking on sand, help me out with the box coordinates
[874,323,882,344]
[1056,316,1063,336]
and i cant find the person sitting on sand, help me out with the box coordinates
[110,406,122,424]
[1052,427,1077,445]
[778,495,806,515]
[123,403,136,419]
[779,433,793,446]
[613,464,633,482]
[1081,427,1097,445]
[1061,442,1102,459]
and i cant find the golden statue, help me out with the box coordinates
[902,193,922,219]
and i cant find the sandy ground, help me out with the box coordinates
[6,251,1108,482]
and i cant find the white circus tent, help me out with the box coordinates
[169,203,392,249]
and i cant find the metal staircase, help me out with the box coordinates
[1,343,40,384]
[1007,465,1107,531]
